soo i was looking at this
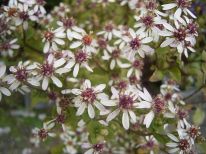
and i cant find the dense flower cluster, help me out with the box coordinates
[0,0,204,154]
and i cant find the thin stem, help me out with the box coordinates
[183,85,205,101]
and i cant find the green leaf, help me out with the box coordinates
[168,67,181,82]
[193,108,205,125]
[149,69,164,82]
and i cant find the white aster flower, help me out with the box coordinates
[103,86,139,130]
[82,141,105,154]
[102,46,130,70]
[37,54,69,90]
[33,0,46,14]
[70,79,107,119]
[162,0,196,23]
[64,50,93,77]
[42,28,66,53]
[0,64,11,101]
[4,61,39,91]
[160,22,196,58]
[123,28,154,59]
[70,31,97,53]
[0,38,19,57]
[97,22,120,40]
[166,133,192,154]
[57,18,85,41]
[137,88,167,128]
[126,58,144,79]
[134,14,173,42]
[15,4,37,30]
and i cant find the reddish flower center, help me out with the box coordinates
[156,24,164,30]
[36,0,46,5]
[132,60,144,69]
[177,109,187,120]
[56,114,66,124]
[38,129,48,139]
[179,139,190,151]
[41,62,54,77]
[187,23,197,35]
[174,28,187,42]
[19,11,29,20]
[8,8,18,17]
[97,38,107,49]
[48,92,57,101]
[176,0,191,8]
[146,1,157,10]
[15,68,28,81]
[93,143,104,152]
[146,140,155,148]
[153,97,165,113]
[82,35,92,45]
[141,16,154,28]
[130,37,141,50]
[164,93,172,101]
[129,75,139,85]
[0,42,11,50]
[105,24,113,32]
[117,81,127,90]
[44,31,54,41]
[111,49,120,59]
[119,95,134,110]
[59,97,70,110]
[62,18,75,28]
[75,50,87,63]
[188,127,200,139]
[81,88,96,103]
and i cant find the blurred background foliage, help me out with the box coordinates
[0,0,206,153]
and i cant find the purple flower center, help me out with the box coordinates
[146,1,157,10]
[41,62,54,77]
[111,49,120,59]
[132,60,143,69]
[0,42,11,50]
[36,0,46,5]
[164,93,172,101]
[105,24,113,32]
[81,88,96,103]
[174,28,187,42]
[141,16,154,28]
[146,140,155,148]
[75,50,87,63]
[153,97,165,113]
[97,38,107,49]
[119,95,134,110]
[15,68,28,81]
[62,18,75,29]
[179,139,190,151]
[176,0,191,8]
[130,37,141,50]
[59,97,70,109]
[188,127,200,139]
[56,114,66,124]
[129,75,139,85]
[38,128,48,139]
[177,109,187,120]
[187,23,197,35]
[117,81,127,90]
[93,143,104,152]
[19,11,29,20]
[155,24,164,30]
